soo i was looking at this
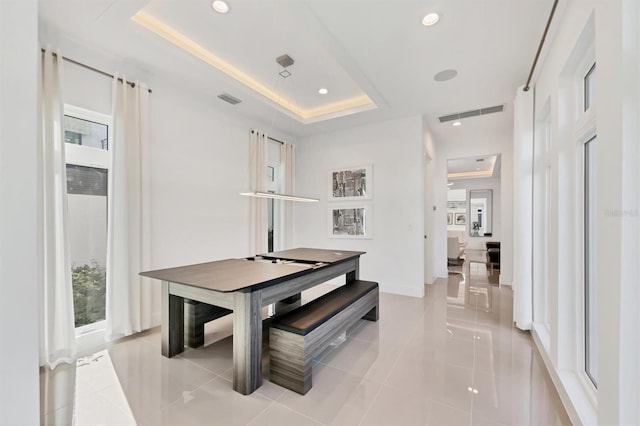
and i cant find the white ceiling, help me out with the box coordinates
[38,0,553,138]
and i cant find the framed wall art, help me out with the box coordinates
[328,205,371,239]
[455,213,466,225]
[329,165,372,201]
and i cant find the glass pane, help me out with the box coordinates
[584,63,596,112]
[584,136,597,387]
[64,115,109,150]
[66,165,108,327]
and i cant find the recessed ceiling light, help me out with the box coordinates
[212,0,230,14]
[422,12,440,26]
[452,121,462,127]
[318,88,328,95]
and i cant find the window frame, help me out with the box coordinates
[582,133,598,389]
[583,63,596,112]
[64,105,111,170]
[573,58,598,397]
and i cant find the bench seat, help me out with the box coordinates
[269,280,379,394]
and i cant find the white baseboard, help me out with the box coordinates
[379,283,424,298]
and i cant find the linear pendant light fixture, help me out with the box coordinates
[240,56,319,203]
[240,191,319,203]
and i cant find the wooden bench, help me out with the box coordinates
[269,280,379,394]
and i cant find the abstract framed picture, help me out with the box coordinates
[328,205,371,239]
[447,212,453,225]
[329,165,372,201]
[455,213,466,225]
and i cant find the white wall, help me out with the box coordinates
[0,1,41,424]
[430,135,450,278]
[422,117,437,284]
[434,127,513,285]
[148,81,256,267]
[63,61,112,115]
[295,116,425,297]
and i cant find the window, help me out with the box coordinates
[580,60,597,389]
[64,105,111,331]
[584,135,597,387]
[64,115,109,150]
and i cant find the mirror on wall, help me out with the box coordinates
[469,189,493,237]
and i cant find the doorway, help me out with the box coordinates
[446,154,502,281]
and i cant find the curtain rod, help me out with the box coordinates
[41,49,152,93]
[268,136,285,145]
[250,130,285,145]
[523,0,558,92]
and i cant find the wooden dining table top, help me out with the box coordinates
[140,248,365,293]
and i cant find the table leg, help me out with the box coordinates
[346,257,360,283]
[233,290,262,395]
[161,281,184,358]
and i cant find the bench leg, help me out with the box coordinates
[279,293,301,304]
[184,301,205,348]
[362,304,379,322]
[184,301,232,348]
[269,328,312,395]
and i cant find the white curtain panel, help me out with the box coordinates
[106,75,152,339]
[40,48,77,368]
[249,130,268,255]
[280,142,295,249]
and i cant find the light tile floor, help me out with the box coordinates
[41,263,571,425]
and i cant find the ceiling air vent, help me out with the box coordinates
[217,93,242,105]
[438,104,504,123]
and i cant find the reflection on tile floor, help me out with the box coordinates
[41,265,571,425]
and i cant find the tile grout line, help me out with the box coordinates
[260,400,327,426]
[244,399,277,426]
